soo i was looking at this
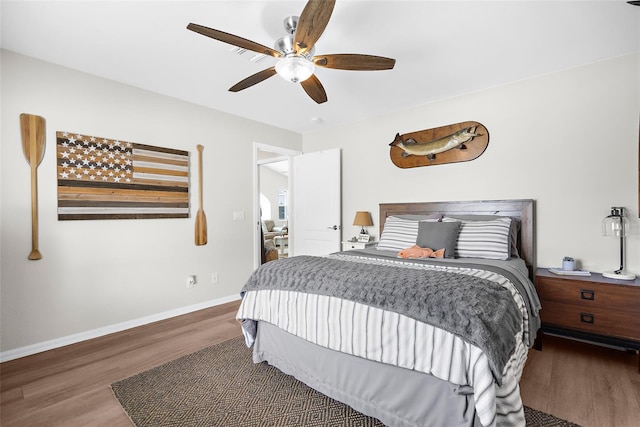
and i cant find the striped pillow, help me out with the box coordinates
[443,216,512,260]
[377,216,438,252]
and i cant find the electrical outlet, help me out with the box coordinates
[211,272,219,284]
[186,275,196,288]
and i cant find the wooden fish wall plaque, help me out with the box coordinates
[389,121,489,169]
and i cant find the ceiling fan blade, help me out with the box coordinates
[229,67,277,92]
[313,54,396,71]
[300,74,328,104]
[294,0,336,55]
[187,23,282,58]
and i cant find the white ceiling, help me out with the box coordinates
[263,160,289,176]
[2,1,639,134]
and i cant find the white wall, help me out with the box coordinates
[0,50,301,357]
[303,53,640,275]
[2,49,638,360]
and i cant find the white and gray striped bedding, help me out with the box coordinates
[237,253,535,427]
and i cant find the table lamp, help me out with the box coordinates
[353,211,373,240]
[601,207,635,280]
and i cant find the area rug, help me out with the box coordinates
[112,336,579,427]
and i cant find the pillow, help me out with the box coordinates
[445,214,520,257]
[443,216,512,260]
[392,213,442,221]
[398,245,445,259]
[415,221,461,258]
[377,216,438,252]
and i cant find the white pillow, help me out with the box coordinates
[443,217,512,260]
[377,216,437,252]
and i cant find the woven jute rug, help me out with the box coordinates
[112,335,579,427]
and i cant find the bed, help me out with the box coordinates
[237,199,540,427]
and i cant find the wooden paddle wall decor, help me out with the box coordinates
[194,144,207,246]
[20,113,46,260]
[389,121,489,169]
[56,131,190,220]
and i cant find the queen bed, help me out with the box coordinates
[237,199,540,427]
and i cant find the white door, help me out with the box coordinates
[291,148,341,256]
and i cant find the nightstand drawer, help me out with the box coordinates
[341,241,376,251]
[537,276,640,312]
[541,301,640,342]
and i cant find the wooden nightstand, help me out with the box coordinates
[535,268,640,370]
[341,241,376,251]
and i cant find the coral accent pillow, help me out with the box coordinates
[397,245,445,259]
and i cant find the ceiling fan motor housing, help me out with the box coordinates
[283,16,298,35]
[275,16,314,58]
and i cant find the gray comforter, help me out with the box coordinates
[242,254,524,382]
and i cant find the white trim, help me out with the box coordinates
[0,294,241,363]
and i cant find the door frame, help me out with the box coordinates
[253,142,301,269]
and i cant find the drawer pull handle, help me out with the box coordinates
[580,312,594,324]
[580,289,595,300]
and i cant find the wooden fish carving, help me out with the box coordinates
[389,127,482,161]
[389,121,489,169]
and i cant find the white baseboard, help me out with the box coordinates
[0,294,241,363]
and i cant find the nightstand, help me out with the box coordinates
[535,268,640,371]
[341,241,376,251]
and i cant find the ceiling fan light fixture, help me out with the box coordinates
[275,56,315,83]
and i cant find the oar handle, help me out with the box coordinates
[29,166,41,260]
[28,118,42,260]
[197,145,204,209]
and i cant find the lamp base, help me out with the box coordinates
[602,270,636,281]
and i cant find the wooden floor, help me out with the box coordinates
[0,301,242,427]
[520,334,640,427]
[1,300,639,427]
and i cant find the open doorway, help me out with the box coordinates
[260,161,288,260]
[253,143,301,269]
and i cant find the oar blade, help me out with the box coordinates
[20,113,46,166]
[195,209,208,246]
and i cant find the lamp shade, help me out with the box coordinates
[602,208,629,238]
[275,56,314,83]
[353,211,373,227]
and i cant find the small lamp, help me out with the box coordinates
[353,211,373,236]
[601,207,635,280]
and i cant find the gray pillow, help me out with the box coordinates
[446,214,520,257]
[416,221,461,258]
[442,217,512,260]
[378,216,438,252]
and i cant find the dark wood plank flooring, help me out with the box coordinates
[2,300,639,426]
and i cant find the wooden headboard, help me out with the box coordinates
[379,199,535,278]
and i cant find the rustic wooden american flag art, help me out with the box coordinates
[56,131,190,220]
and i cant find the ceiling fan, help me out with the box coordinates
[187,0,395,104]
